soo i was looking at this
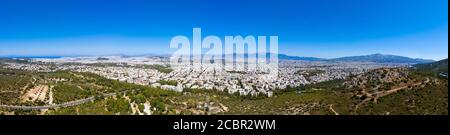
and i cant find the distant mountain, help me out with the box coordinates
[219,53,324,61]
[96,57,110,60]
[277,54,324,61]
[0,56,62,59]
[414,58,448,73]
[329,53,434,64]
[0,58,32,63]
[1,53,435,64]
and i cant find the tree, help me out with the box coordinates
[106,97,130,114]
[132,94,146,104]
[151,98,165,112]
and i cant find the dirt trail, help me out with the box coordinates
[22,85,49,102]
[329,104,339,115]
[354,80,427,112]
[48,86,54,105]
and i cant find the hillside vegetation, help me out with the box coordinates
[0,64,447,115]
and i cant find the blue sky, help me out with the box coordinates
[0,0,448,60]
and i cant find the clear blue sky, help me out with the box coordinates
[0,0,448,60]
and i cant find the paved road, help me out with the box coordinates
[0,92,121,110]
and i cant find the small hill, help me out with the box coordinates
[413,58,448,73]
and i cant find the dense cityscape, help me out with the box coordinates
[4,56,408,97]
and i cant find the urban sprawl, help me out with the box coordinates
[4,56,409,97]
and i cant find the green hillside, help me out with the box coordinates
[414,58,448,73]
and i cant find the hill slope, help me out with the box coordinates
[413,58,448,73]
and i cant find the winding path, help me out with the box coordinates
[329,104,339,115]
[354,79,428,111]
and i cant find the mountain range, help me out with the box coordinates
[277,54,325,61]
[279,53,435,64]
[1,53,437,64]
